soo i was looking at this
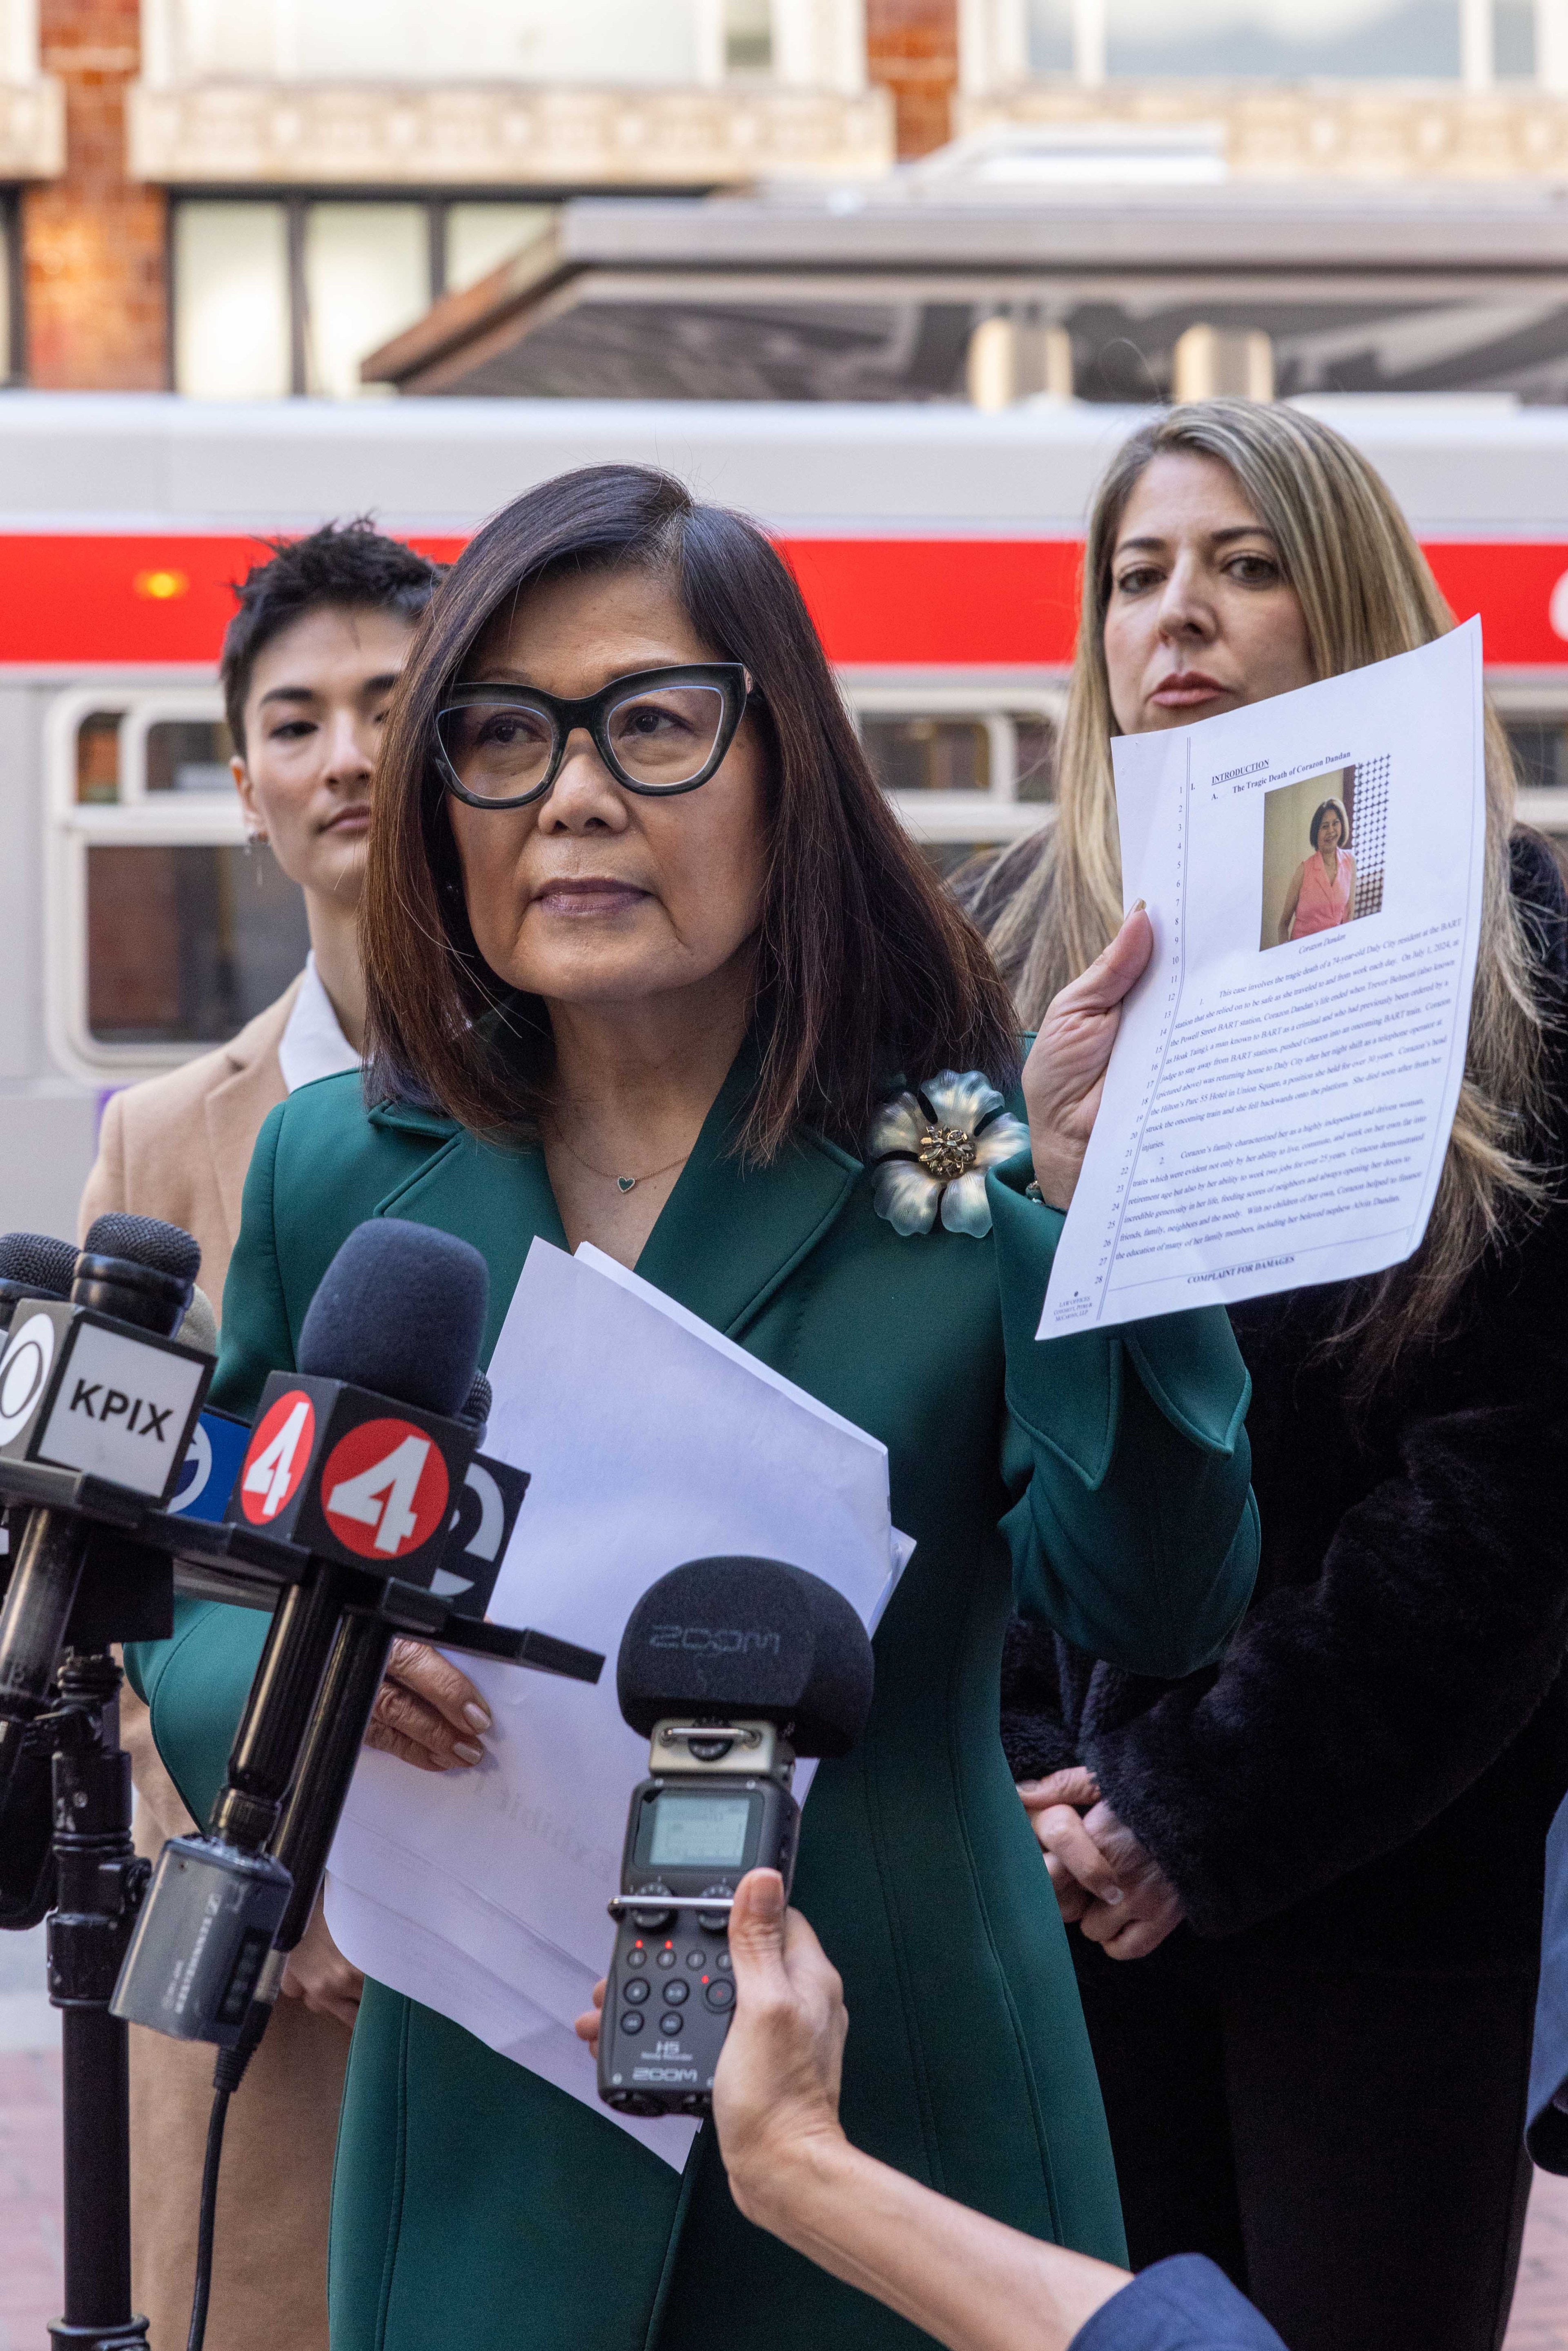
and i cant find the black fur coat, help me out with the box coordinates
[1001,832,1568,1974]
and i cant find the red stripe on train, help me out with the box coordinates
[0,532,1563,669]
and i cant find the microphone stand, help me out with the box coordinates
[1,1449,602,2351]
[38,1648,149,2351]
[0,1484,175,2351]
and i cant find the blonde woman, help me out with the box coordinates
[961,401,1568,2351]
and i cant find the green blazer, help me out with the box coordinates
[129,1047,1257,2351]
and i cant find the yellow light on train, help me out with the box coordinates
[132,568,190,601]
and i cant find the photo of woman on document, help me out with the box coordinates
[1273,792,1356,945]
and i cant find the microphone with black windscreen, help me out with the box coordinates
[599,1556,875,2118]
[0,1214,211,1793]
[0,1231,79,1329]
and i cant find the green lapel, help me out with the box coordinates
[368,1045,862,1353]
[372,1115,567,1363]
[635,1046,863,1341]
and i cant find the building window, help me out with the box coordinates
[173,201,291,399]
[172,196,555,399]
[445,202,553,292]
[1099,0,1464,78]
[152,0,713,86]
[1008,0,1548,86]
[725,0,775,73]
[303,202,428,399]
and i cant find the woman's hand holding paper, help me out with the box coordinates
[1020,907,1153,1210]
[365,1637,493,1772]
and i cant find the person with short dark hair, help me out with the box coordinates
[127,463,1259,2351]
[79,518,449,2351]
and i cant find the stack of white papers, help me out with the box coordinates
[325,1238,909,2164]
[1041,622,1486,1336]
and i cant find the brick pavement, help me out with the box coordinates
[0,1969,1565,2347]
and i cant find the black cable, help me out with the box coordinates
[185,2030,258,2351]
[185,2084,229,2351]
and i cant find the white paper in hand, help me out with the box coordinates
[325,1237,909,2164]
[1039,623,1486,1335]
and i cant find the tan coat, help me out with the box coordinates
[78,977,348,2351]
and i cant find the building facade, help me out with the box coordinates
[6,2,1568,399]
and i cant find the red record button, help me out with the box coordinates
[238,1389,316,1525]
[319,1417,450,1560]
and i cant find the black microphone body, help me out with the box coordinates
[0,1215,208,1794]
[599,1557,875,2119]
[0,1216,207,2351]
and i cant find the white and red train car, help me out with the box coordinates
[2,389,1566,1235]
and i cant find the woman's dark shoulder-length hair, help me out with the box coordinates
[363,464,1018,1161]
[1309,797,1350,850]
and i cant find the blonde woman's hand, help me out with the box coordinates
[364,1638,492,1772]
[1021,907,1153,1211]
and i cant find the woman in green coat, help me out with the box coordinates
[129,464,1258,2351]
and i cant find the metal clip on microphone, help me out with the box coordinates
[599,1556,875,2118]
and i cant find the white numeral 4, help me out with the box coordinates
[243,1401,311,1520]
[327,1435,431,1554]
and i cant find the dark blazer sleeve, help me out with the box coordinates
[1071,2259,1288,2351]
[1082,844,1568,1937]
[986,1153,1259,1681]
[1085,1334,1568,1936]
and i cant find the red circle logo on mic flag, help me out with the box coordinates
[320,1417,450,1560]
[238,1389,317,1524]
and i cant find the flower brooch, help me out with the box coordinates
[867,1070,1031,1240]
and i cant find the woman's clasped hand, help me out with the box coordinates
[1017,1769,1186,1961]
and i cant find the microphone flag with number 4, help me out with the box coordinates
[227,1370,477,1584]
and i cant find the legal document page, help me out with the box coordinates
[1040,620,1485,1337]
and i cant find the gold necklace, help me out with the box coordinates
[556,1134,692,1196]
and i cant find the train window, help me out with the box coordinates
[48,689,308,1079]
[1014,716,1057,803]
[848,691,1065,857]
[862,717,991,794]
[76,713,120,805]
[145,718,234,793]
[86,846,309,1046]
[1506,718,1568,792]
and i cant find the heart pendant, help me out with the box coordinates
[616,1175,636,1194]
